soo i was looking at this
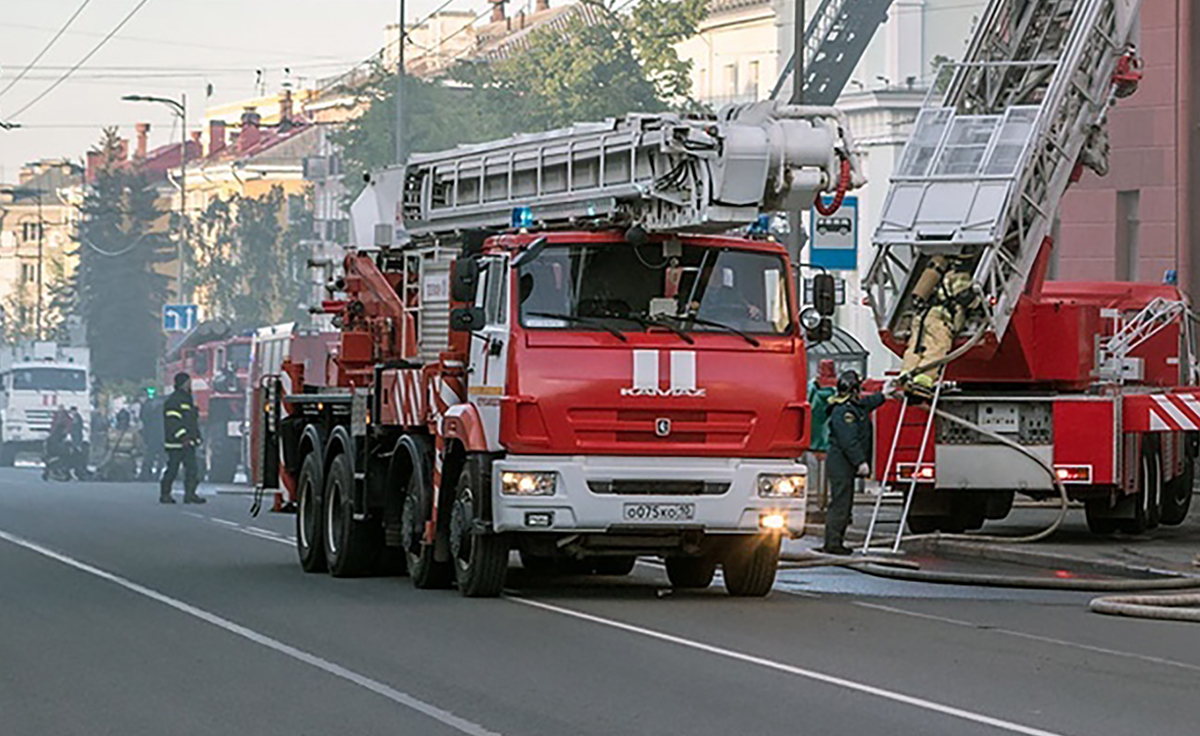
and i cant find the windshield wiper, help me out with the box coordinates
[527,311,628,341]
[668,313,761,347]
[604,311,695,344]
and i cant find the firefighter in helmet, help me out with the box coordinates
[899,257,980,400]
[821,370,889,555]
[160,371,205,504]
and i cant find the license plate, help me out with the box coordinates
[227,421,243,437]
[623,502,696,523]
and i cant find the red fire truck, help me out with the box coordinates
[162,321,251,483]
[256,103,863,596]
[863,0,1195,539]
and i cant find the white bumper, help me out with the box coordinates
[491,455,807,536]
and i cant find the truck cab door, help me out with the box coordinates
[466,254,510,450]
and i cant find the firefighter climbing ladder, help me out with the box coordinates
[769,0,896,105]
[864,0,1144,348]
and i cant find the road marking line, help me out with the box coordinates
[853,601,1200,673]
[509,596,1068,736]
[0,529,501,736]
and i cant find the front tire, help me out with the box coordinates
[722,535,780,597]
[402,471,452,589]
[666,556,716,589]
[296,454,326,573]
[324,454,382,577]
[450,460,508,597]
[1161,457,1194,526]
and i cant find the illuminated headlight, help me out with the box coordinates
[799,306,823,331]
[757,473,807,498]
[759,513,787,531]
[501,471,557,496]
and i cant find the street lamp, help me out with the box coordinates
[0,185,46,340]
[122,93,189,302]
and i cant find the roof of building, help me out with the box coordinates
[474,3,605,62]
[2,161,82,205]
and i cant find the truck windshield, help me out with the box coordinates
[11,367,87,392]
[226,343,251,370]
[517,243,792,336]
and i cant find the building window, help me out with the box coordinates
[21,222,42,242]
[1115,190,1140,281]
[724,64,738,101]
[20,263,36,284]
[747,60,760,100]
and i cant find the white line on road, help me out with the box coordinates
[0,529,501,736]
[852,601,1200,673]
[509,596,1069,736]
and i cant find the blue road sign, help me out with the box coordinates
[810,195,859,271]
[163,304,199,333]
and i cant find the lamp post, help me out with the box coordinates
[1,185,46,339]
[122,93,189,302]
[396,0,407,166]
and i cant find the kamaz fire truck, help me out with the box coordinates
[162,321,250,483]
[863,0,1196,541]
[257,101,864,596]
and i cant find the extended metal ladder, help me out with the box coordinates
[864,0,1144,349]
[862,372,945,553]
[770,0,896,104]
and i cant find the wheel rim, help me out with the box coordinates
[450,485,474,572]
[401,491,422,559]
[299,476,315,550]
[326,479,341,556]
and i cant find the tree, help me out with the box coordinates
[333,0,706,199]
[190,186,310,328]
[73,127,174,384]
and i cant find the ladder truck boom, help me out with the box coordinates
[352,101,864,248]
[864,0,1144,351]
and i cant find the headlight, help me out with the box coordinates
[799,306,823,331]
[757,473,806,498]
[501,471,557,496]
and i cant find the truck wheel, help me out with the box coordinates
[722,535,780,597]
[0,443,16,467]
[295,454,326,573]
[401,472,452,589]
[666,557,716,588]
[950,494,987,531]
[324,454,382,577]
[1119,438,1161,535]
[449,462,508,597]
[1161,458,1194,526]
[1084,498,1119,535]
[984,490,1015,520]
[906,514,945,534]
[592,556,636,576]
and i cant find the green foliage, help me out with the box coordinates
[74,127,174,384]
[190,185,309,328]
[333,0,705,200]
[932,54,955,96]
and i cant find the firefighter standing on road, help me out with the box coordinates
[160,372,205,504]
[821,370,888,555]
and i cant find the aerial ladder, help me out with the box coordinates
[859,0,1162,547]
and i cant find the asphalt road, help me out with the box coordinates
[2,467,1198,736]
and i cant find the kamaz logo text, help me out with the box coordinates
[620,350,706,398]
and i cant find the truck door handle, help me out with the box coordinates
[488,340,503,358]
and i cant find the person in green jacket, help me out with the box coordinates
[822,370,887,555]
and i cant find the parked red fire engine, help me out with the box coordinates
[162,321,250,483]
[256,102,864,596]
[862,0,1195,540]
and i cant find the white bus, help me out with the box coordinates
[0,360,91,466]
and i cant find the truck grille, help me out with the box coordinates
[24,409,54,429]
[587,480,730,495]
[567,408,754,449]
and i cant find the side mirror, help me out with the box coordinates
[450,306,486,332]
[451,258,480,303]
[813,273,836,317]
[511,237,548,269]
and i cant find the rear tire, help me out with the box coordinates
[295,454,326,573]
[906,514,944,534]
[1161,458,1194,526]
[0,442,16,467]
[1118,437,1161,535]
[324,454,382,577]
[450,461,508,597]
[402,471,452,589]
[1084,498,1119,535]
[722,535,780,597]
[666,556,716,589]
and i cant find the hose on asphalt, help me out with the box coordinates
[1088,593,1200,623]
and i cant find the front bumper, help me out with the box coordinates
[491,455,807,536]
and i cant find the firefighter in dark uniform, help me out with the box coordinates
[821,370,887,555]
[160,371,205,504]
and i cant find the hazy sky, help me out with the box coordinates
[0,0,485,181]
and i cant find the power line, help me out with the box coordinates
[9,0,158,120]
[0,0,95,101]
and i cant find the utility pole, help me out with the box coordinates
[396,0,407,166]
[122,93,188,302]
[791,0,805,104]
